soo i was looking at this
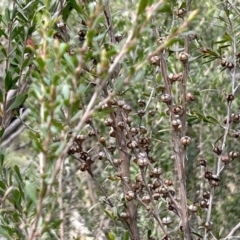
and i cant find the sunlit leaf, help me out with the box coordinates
[108,231,115,240]
[7,94,28,112]
[25,180,37,203]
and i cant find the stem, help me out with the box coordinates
[159,51,191,239]
[113,108,140,240]
[58,160,64,240]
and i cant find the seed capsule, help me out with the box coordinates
[180,136,191,146]
[161,94,171,103]
[162,217,172,225]
[178,52,189,63]
[125,191,135,201]
[186,92,195,102]
[142,195,151,204]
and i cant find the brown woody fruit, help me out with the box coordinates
[180,136,191,146]
[123,104,132,114]
[198,158,207,167]
[150,55,160,66]
[178,52,189,63]
[98,151,105,160]
[200,199,208,208]
[188,205,197,213]
[204,171,212,180]
[120,212,129,220]
[151,167,162,178]
[137,157,148,168]
[204,221,213,230]
[227,94,234,102]
[113,158,122,166]
[105,118,113,127]
[213,146,222,155]
[176,8,187,18]
[203,191,210,199]
[161,94,172,104]
[142,195,151,204]
[137,109,145,117]
[162,217,172,225]
[138,99,146,107]
[125,191,135,201]
[186,92,195,102]
[164,179,173,186]
[221,155,230,164]
[229,151,239,160]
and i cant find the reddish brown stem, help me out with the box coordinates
[112,109,140,240]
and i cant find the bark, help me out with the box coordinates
[112,109,140,240]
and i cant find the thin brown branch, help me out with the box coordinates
[58,160,64,240]
[113,107,140,240]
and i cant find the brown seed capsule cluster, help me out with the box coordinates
[180,136,191,146]
[226,94,234,102]
[161,94,172,104]
[186,92,195,102]
[221,59,234,69]
[220,151,239,165]
[64,94,184,221]
[171,119,182,131]
[176,8,187,18]
[78,29,86,41]
[68,134,86,154]
[223,113,240,124]
[178,52,189,63]
[204,170,220,188]
[172,105,183,116]
[168,72,183,83]
[204,221,213,231]
[150,55,160,66]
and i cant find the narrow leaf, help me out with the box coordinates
[7,93,28,112]
[4,71,13,91]
[124,231,130,240]
[108,232,115,240]
[25,180,37,202]
[137,0,148,15]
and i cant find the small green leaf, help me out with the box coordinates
[124,231,130,240]
[0,88,3,102]
[49,219,63,228]
[14,165,23,183]
[21,57,31,69]
[192,230,203,238]
[158,3,171,13]
[0,180,6,190]
[108,231,115,240]
[0,43,7,57]
[36,56,45,72]
[0,153,4,168]
[223,32,232,42]
[104,210,114,220]
[7,94,28,112]
[17,11,28,23]
[4,71,13,91]
[4,8,10,22]
[0,127,4,138]
[69,0,84,15]
[10,26,25,42]
[0,226,12,239]
[25,180,37,202]
[137,0,148,15]
[0,28,8,38]
[205,116,219,125]
[59,43,69,57]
